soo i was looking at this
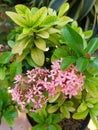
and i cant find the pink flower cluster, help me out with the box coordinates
[11,60,85,112]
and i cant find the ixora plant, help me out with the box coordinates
[0,2,98,130]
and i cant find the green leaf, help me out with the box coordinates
[48,93,60,103]
[15,4,30,15]
[85,38,98,54]
[62,24,83,56]
[48,124,57,130]
[60,105,70,119]
[10,61,22,81]
[31,124,47,130]
[90,112,98,128]
[54,124,62,130]
[76,57,89,72]
[31,48,45,66]
[52,114,63,123]
[6,12,27,27]
[26,55,36,67]
[77,101,87,112]
[37,31,49,39]
[53,46,69,58]
[58,3,69,17]
[0,67,6,80]
[84,77,98,97]
[29,112,44,123]
[73,109,88,119]
[31,7,47,28]
[84,30,93,39]
[61,56,76,70]
[31,7,38,15]
[34,39,46,51]
[41,15,58,26]
[0,52,13,64]
[3,106,18,126]
[91,58,98,70]
[58,16,73,26]
[48,104,59,113]
[12,36,31,55]
[8,40,15,48]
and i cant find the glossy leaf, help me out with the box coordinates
[60,105,70,119]
[77,101,87,112]
[85,38,98,54]
[31,48,45,66]
[90,112,98,128]
[76,57,89,72]
[91,58,98,70]
[52,114,63,123]
[84,30,93,39]
[48,124,57,130]
[61,56,76,70]
[58,16,73,26]
[31,124,47,130]
[62,24,83,56]
[37,31,49,39]
[48,93,60,103]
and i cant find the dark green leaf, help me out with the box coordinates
[29,112,44,123]
[61,56,76,70]
[62,24,83,56]
[76,57,89,72]
[52,114,63,123]
[85,38,98,54]
[31,124,47,130]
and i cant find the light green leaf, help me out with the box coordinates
[62,24,83,56]
[60,105,70,119]
[73,109,88,119]
[90,112,98,128]
[77,101,87,112]
[12,36,31,55]
[76,57,89,72]
[41,15,58,26]
[54,124,62,130]
[85,38,98,54]
[61,56,76,70]
[34,39,46,51]
[48,104,59,113]
[0,67,6,80]
[31,7,38,15]
[48,93,60,103]
[58,3,69,17]
[37,31,49,39]
[31,48,45,66]
[58,16,73,26]
[31,7,47,28]
[15,4,30,15]
[6,12,27,27]
[84,30,93,39]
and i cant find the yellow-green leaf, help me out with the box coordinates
[37,31,49,39]
[34,39,46,51]
[31,7,47,28]
[15,4,30,15]
[6,12,27,27]
[31,48,45,66]
[58,16,73,26]
[58,3,69,17]
[12,37,31,55]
